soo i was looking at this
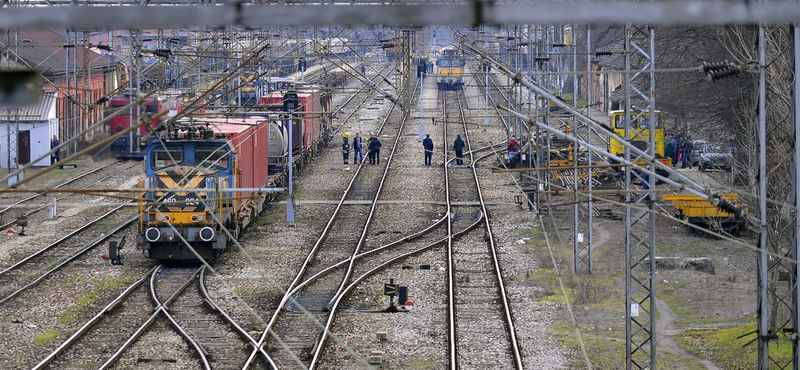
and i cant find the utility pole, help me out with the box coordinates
[573,24,593,275]
[624,23,657,370]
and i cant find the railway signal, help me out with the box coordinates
[383,278,408,312]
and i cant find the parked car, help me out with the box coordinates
[691,140,732,172]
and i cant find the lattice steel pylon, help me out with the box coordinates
[573,24,593,275]
[624,23,657,370]
[792,23,800,370]
[399,29,414,117]
[755,22,800,370]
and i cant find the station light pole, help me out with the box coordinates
[283,91,299,223]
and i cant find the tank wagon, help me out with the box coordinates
[259,87,332,167]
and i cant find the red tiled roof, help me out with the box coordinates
[0,29,112,75]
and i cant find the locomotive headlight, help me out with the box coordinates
[157,214,171,222]
[199,227,215,242]
[197,215,204,222]
[145,227,160,242]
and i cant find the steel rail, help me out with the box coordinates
[97,265,202,370]
[30,264,161,370]
[0,160,123,223]
[308,105,414,368]
[153,266,212,370]
[0,204,132,278]
[442,90,458,370]
[198,267,276,368]
[284,214,450,293]
[328,62,394,136]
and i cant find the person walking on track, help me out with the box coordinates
[453,134,465,166]
[352,132,364,164]
[423,134,434,166]
[342,132,351,165]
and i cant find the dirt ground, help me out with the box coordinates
[531,167,758,369]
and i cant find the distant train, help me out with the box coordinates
[436,45,465,91]
[107,95,164,160]
[135,87,331,262]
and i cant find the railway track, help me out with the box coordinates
[0,160,135,230]
[443,90,523,369]
[0,206,138,305]
[237,68,409,368]
[31,265,160,369]
[250,79,406,369]
[33,264,274,369]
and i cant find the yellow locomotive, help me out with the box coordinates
[607,110,671,177]
[436,45,465,91]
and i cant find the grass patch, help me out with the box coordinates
[568,273,622,305]
[57,278,131,324]
[35,329,60,346]
[679,322,792,369]
[560,93,588,108]
[551,324,706,369]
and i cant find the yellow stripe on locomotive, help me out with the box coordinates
[437,45,465,91]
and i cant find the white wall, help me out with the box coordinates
[0,119,59,168]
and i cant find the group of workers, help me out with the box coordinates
[342,132,382,166]
[342,131,525,168]
[665,132,693,168]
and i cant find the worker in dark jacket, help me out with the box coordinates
[352,132,364,164]
[342,132,351,165]
[50,135,61,164]
[423,134,434,166]
[453,134,465,166]
[367,133,382,164]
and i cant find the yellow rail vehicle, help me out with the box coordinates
[436,45,464,91]
[607,110,671,176]
[663,169,747,234]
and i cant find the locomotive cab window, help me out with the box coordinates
[195,145,230,170]
[145,102,159,114]
[613,113,664,129]
[151,146,184,170]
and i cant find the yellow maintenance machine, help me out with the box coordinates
[662,169,746,234]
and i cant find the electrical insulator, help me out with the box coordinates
[706,65,744,82]
[153,49,171,58]
[595,51,613,57]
